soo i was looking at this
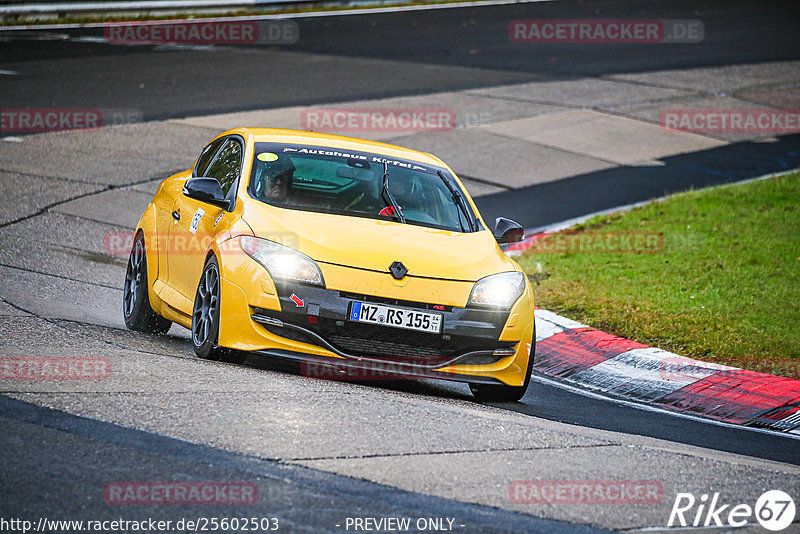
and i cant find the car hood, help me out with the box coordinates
[241,202,516,282]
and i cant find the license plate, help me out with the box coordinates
[350,301,442,334]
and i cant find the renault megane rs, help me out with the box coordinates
[123,128,534,401]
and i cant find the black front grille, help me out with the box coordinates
[320,318,507,361]
[253,310,512,362]
[328,334,447,360]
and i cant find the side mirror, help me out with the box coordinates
[493,217,524,244]
[183,178,229,209]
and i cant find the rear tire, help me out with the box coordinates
[470,337,535,402]
[192,256,246,364]
[123,232,172,335]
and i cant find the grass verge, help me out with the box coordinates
[515,172,800,378]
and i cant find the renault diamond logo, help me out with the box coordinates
[389,261,408,280]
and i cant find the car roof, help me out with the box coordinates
[220,127,446,168]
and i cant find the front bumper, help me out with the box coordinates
[254,283,516,366]
[216,253,534,386]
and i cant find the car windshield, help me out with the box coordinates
[248,143,479,233]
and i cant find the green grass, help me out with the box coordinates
[516,172,800,378]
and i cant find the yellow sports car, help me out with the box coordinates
[123,128,534,401]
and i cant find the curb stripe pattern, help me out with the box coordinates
[532,309,800,434]
[534,328,647,378]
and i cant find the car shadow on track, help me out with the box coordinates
[239,351,476,402]
[487,375,800,466]
[182,346,800,465]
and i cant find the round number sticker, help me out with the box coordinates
[755,490,796,531]
[257,152,278,162]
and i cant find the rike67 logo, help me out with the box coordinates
[668,490,795,531]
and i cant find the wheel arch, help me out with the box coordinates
[135,204,166,314]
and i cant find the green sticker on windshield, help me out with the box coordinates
[257,152,278,162]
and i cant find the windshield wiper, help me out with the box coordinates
[381,162,406,224]
[437,171,477,232]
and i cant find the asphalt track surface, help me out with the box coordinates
[1,0,799,119]
[1,0,800,531]
[2,0,800,229]
[477,133,800,229]
[1,395,602,534]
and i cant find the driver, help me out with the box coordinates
[254,155,295,202]
[380,176,421,216]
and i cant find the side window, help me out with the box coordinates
[204,139,243,197]
[194,138,224,177]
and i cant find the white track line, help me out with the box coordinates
[530,372,800,441]
[526,171,800,434]
[0,0,555,31]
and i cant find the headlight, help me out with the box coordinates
[240,236,325,286]
[468,271,526,308]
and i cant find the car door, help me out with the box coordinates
[167,137,243,303]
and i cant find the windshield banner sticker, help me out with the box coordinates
[280,146,429,172]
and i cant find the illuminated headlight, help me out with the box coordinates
[240,236,325,286]
[468,272,526,308]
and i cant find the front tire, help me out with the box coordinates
[470,338,535,402]
[123,232,172,335]
[192,256,246,364]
